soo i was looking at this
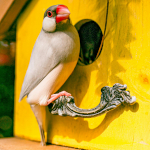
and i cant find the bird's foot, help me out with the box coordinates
[47,91,71,105]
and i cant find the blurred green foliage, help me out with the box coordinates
[0,66,15,137]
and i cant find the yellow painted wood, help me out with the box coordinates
[14,0,150,149]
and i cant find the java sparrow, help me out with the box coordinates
[19,5,80,145]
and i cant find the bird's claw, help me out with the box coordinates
[47,91,71,105]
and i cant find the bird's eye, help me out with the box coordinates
[47,11,53,17]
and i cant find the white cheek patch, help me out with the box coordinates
[42,17,56,32]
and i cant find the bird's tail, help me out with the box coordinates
[30,104,47,146]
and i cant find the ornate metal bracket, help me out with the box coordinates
[48,83,136,117]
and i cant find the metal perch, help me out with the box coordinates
[48,83,136,117]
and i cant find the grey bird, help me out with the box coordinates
[19,4,80,146]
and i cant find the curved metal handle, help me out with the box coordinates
[48,83,136,117]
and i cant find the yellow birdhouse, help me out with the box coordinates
[13,0,150,149]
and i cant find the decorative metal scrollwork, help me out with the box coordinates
[48,83,136,117]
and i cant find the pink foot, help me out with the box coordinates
[47,91,71,105]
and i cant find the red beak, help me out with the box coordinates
[56,5,70,23]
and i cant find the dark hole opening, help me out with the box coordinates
[76,20,103,65]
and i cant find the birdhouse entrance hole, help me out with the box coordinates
[75,20,103,65]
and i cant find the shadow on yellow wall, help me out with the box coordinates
[47,102,139,143]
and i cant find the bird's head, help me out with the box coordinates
[42,5,70,32]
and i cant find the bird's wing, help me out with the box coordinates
[19,31,61,101]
